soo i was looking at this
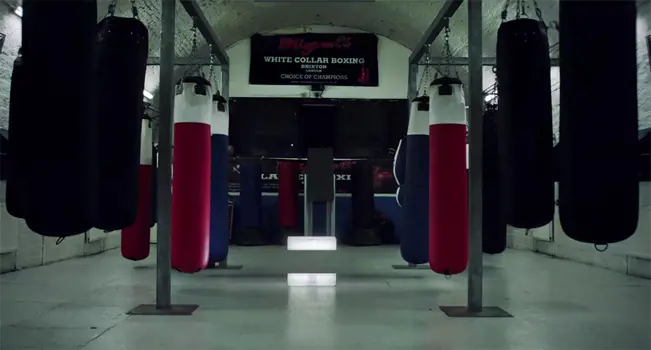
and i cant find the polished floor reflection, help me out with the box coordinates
[1,246,650,350]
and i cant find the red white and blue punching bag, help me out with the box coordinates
[399,97,430,265]
[121,117,153,261]
[428,77,468,275]
[208,94,230,264]
[171,77,212,273]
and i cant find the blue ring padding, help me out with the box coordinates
[239,162,263,228]
[209,135,230,264]
[399,135,429,265]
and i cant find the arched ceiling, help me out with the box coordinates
[104,0,560,60]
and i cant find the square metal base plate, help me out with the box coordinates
[392,264,430,270]
[439,306,513,318]
[127,304,199,316]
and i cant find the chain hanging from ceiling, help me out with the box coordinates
[416,45,434,96]
[501,0,559,32]
[436,17,459,79]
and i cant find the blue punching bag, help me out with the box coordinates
[558,0,639,244]
[400,96,430,265]
[235,162,265,245]
[93,14,149,231]
[6,49,29,219]
[209,95,230,264]
[22,0,98,237]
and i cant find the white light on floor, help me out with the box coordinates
[143,90,154,100]
[287,236,337,251]
[287,273,337,287]
[14,6,23,17]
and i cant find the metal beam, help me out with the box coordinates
[147,56,217,66]
[409,0,465,65]
[178,0,229,65]
[421,56,560,67]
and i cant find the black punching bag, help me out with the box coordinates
[93,16,149,231]
[496,18,554,229]
[6,49,29,219]
[559,0,639,244]
[482,107,506,254]
[21,0,98,237]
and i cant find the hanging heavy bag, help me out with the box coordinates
[559,0,639,245]
[22,0,98,237]
[496,18,554,230]
[171,77,213,273]
[400,97,430,264]
[121,117,153,261]
[6,49,29,219]
[208,95,231,264]
[93,15,149,231]
[482,107,507,255]
[428,77,468,275]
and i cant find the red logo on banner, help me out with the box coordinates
[278,35,353,56]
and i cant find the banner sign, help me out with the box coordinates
[249,33,379,86]
[228,159,396,194]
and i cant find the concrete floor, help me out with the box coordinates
[0,246,650,350]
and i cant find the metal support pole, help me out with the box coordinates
[407,63,419,102]
[439,0,511,318]
[466,0,484,313]
[126,0,198,316]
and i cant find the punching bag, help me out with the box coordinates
[235,162,265,246]
[6,49,29,219]
[121,117,153,261]
[208,95,230,264]
[21,0,98,237]
[496,18,554,229]
[400,96,430,265]
[482,107,507,254]
[171,77,212,273]
[278,161,300,235]
[351,161,381,246]
[93,15,149,231]
[559,0,639,244]
[428,77,468,275]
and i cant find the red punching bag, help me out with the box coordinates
[428,77,468,275]
[277,161,299,235]
[171,77,212,273]
[121,117,153,261]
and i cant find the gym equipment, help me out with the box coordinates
[278,161,300,236]
[481,107,506,254]
[559,0,639,244]
[393,137,406,185]
[395,187,404,207]
[399,96,430,265]
[22,0,98,237]
[235,162,265,245]
[93,15,149,231]
[351,161,381,246]
[171,77,212,273]
[304,148,336,236]
[428,77,468,275]
[496,18,554,229]
[121,117,153,261]
[208,94,230,264]
[6,49,28,219]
